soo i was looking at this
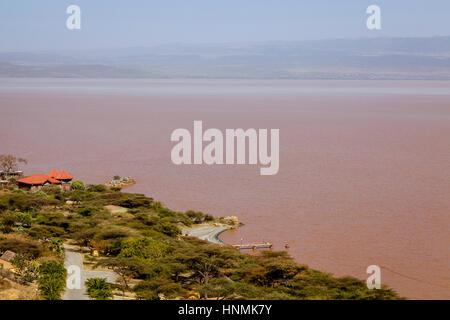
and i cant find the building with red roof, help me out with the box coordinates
[48,169,73,191]
[48,169,73,182]
[17,174,62,192]
[17,169,74,192]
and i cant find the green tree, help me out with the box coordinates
[71,180,85,191]
[38,261,67,300]
[133,277,185,300]
[85,278,113,300]
[119,238,171,261]
[96,257,143,297]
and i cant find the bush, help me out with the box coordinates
[0,212,19,233]
[0,193,53,212]
[96,228,132,241]
[154,222,180,237]
[76,206,100,217]
[16,212,32,227]
[38,261,67,300]
[87,184,108,193]
[119,238,171,260]
[133,277,185,300]
[86,278,113,300]
[27,225,66,239]
[115,194,152,209]
[41,185,62,196]
[71,180,85,191]
[0,237,44,258]
[11,254,39,283]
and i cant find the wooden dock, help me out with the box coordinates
[232,242,273,250]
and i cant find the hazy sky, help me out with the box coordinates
[1,0,450,51]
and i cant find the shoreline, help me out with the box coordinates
[181,224,231,245]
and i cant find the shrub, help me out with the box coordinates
[135,214,159,226]
[116,194,152,209]
[0,212,19,233]
[76,206,100,217]
[41,185,62,196]
[86,278,113,300]
[154,222,180,237]
[119,238,171,260]
[27,225,66,239]
[71,180,85,191]
[0,193,51,212]
[87,184,108,193]
[47,238,65,255]
[16,212,32,227]
[96,228,132,241]
[133,277,185,300]
[38,261,67,300]
[11,254,39,283]
[0,237,44,258]
[34,191,47,197]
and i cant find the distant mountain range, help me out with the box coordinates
[1,37,450,80]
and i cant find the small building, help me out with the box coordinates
[0,171,24,189]
[0,171,24,180]
[0,170,23,180]
[16,174,62,192]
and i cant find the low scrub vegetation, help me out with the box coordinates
[0,186,401,300]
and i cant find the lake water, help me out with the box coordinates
[1,79,449,299]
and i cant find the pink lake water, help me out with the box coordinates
[0,79,449,299]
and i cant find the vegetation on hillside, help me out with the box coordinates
[0,184,401,300]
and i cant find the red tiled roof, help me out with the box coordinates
[48,169,73,180]
[48,169,60,178]
[55,170,73,180]
[17,174,62,185]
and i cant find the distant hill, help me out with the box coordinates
[1,37,450,79]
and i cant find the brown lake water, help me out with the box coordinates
[1,79,449,299]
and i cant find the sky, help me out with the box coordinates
[1,0,450,51]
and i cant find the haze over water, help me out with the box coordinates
[1,79,449,299]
